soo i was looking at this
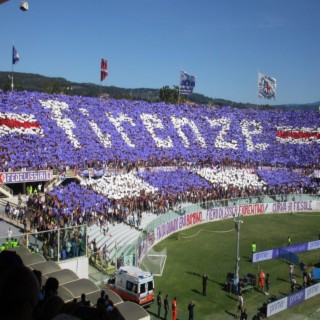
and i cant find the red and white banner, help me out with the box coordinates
[276,126,320,144]
[0,112,43,137]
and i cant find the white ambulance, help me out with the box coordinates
[106,266,154,307]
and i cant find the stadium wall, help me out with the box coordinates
[136,195,320,266]
[154,199,319,243]
[253,239,320,263]
[267,283,320,317]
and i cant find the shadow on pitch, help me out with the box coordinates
[186,271,216,283]
[226,294,237,302]
[191,288,203,295]
[225,310,238,318]
[187,271,202,278]
[242,255,252,262]
[147,310,159,318]
[277,277,290,283]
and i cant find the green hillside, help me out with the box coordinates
[0,71,318,110]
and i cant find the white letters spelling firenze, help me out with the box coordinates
[40,100,269,152]
[40,100,81,149]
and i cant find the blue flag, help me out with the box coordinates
[12,46,20,65]
[179,70,196,95]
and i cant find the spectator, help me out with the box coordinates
[240,308,248,320]
[265,273,270,296]
[6,227,12,239]
[188,300,195,320]
[299,261,306,276]
[291,278,298,293]
[258,270,265,293]
[33,269,45,313]
[164,294,169,320]
[157,291,162,317]
[104,294,114,312]
[172,297,177,320]
[42,277,59,303]
[96,290,105,308]
[289,264,295,282]
[251,242,257,261]
[78,293,90,307]
[0,265,40,320]
[202,273,208,296]
[38,295,65,320]
[237,292,244,314]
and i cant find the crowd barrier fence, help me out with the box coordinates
[134,193,320,268]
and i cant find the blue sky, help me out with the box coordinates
[1,0,319,105]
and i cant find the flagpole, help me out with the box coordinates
[256,71,259,110]
[11,64,14,92]
[11,44,14,92]
[99,58,102,99]
[100,57,102,97]
[178,67,181,104]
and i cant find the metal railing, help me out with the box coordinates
[0,224,88,263]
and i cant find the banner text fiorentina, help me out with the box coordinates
[156,211,203,240]
[154,200,317,241]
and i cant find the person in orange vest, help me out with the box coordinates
[172,297,177,320]
[258,270,265,293]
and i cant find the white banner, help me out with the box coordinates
[305,283,320,300]
[267,297,288,317]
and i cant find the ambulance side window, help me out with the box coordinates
[147,281,153,291]
[108,275,115,285]
[126,281,134,292]
[132,284,137,293]
[140,283,146,294]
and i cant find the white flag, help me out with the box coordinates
[179,70,196,95]
[258,73,276,100]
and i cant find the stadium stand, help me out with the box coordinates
[0,90,319,318]
[0,90,319,170]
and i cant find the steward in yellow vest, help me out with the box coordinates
[251,242,257,262]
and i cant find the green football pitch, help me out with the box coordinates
[146,212,320,320]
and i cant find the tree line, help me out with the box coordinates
[0,72,317,110]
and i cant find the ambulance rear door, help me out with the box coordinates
[138,275,154,306]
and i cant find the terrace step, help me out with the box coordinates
[0,185,13,198]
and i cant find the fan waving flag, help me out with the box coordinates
[179,70,196,95]
[12,46,20,65]
[101,58,108,82]
[258,72,276,100]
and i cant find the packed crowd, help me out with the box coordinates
[0,90,319,172]
[1,91,319,320]
[1,90,319,239]
[20,166,318,237]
